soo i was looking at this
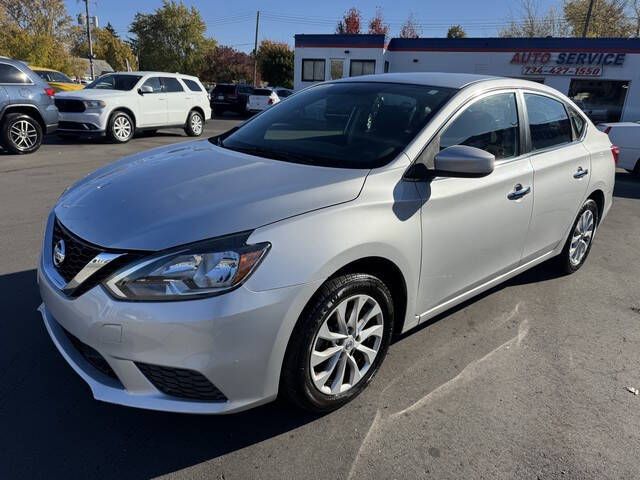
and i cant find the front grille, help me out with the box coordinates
[55,98,86,113]
[53,220,103,283]
[51,218,145,297]
[61,327,119,381]
[136,363,228,402]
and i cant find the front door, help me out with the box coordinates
[416,91,534,317]
[520,92,591,261]
[138,76,167,126]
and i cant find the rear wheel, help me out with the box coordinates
[184,110,204,137]
[281,274,394,413]
[631,159,640,178]
[1,113,43,154]
[107,111,134,143]
[557,199,599,274]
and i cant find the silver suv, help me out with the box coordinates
[0,58,58,154]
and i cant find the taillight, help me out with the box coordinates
[44,87,55,97]
[611,145,620,165]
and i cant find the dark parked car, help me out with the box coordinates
[0,57,58,154]
[210,83,253,116]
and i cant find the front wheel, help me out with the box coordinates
[184,110,204,137]
[281,274,394,413]
[107,111,134,143]
[1,113,43,154]
[557,199,599,274]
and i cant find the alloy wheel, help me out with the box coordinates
[191,113,203,135]
[113,116,132,141]
[569,209,595,266]
[310,294,384,395]
[9,120,38,151]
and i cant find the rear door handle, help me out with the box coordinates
[507,184,531,200]
[573,167,589,179]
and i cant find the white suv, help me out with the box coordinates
[54,72,211,143]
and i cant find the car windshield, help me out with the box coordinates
[85,74,142,91]
[215,82,456,169]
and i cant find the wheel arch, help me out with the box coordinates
[587,189,605,224]
[322,256,408,336]
[1,105,46,131]
[109,107,136,129]
[188,106,205,123]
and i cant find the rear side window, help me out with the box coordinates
[524,94,573,150]
[568,107,586,138]
[440,93,520,160]
[161,77,184,93]
[183,79,203,92]
[0,63,31,84]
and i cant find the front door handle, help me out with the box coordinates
[507,183,532,200]
[573,167,589,179]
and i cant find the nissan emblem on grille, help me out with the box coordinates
[53,239,66,267]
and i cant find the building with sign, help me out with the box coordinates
[294,35,640,123]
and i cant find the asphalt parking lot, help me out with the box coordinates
[1,118,639,480]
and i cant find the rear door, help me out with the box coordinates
[520,92,591,261]
[161,77,188,125]
[416,91,534,316]
[138,76,167,126]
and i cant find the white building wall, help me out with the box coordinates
[294,47,385,91]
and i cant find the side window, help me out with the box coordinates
[524,94,573,150]
[161,77,184,93]
[568,107,586,139]
[440,93,520,160]
[141,77,162,93]
[302,59,325,82]
[350,60,376,77]
[182,79,204,92]
[0,63,30,84]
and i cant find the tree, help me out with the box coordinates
[336,7,362,34]
[105,22,119,38]
[257,40,293,88]
[633,0,640,36]
[399,13,421,38]
[71,26,138,71]
[447,25,467,38]
[564,0,633,37]
[500,0,569,37]
[129,0,215,74]
[0,0,78,73]
[200,45,254,84]
[368,7,389,36]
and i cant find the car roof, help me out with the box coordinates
[108,71,201,80]
[332,72,553,91]
[30,66,59,72]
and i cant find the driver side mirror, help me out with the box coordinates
[138,85,153,95]
[433,145,495,178]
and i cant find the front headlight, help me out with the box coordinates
[104,234,270,301]
[84,100,106,109]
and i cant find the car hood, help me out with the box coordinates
[55,140,368,251]
[55,89,127,100]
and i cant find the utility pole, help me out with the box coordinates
[84,0,95,80]
[253,10,260,86]
[582,0,596,37]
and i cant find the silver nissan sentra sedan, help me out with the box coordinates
[38,73,616,414]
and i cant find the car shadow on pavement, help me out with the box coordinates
[614,171,640,199]
[0,269,320,480]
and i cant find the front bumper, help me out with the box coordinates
[57,111,107,134]
[38,261,312,414]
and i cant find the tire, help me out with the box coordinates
[184,110,204,137]
[632,160,640,178]
[281,273,394,413]
[1,113,43,154]
[107,111,134,143]
[556,199,599,274]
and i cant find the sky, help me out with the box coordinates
[64,0,562,52]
